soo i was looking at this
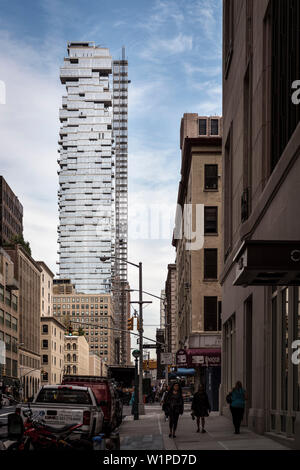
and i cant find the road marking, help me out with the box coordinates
[217,441,229,450]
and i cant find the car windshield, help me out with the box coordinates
[35,388,92,404]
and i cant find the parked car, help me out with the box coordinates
[62,375,122,433]
[17,385,104,439]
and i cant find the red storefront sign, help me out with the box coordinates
[186,349,221,367]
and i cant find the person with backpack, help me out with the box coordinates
[164,382,184,438]
[191,384,211,433]
[227,381,247,434]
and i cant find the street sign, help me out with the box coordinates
[161,353,173,365]
[143,344,157,349]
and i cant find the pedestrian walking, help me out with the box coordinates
[227,381,247,434]
[191,384,211,433]
[129,390,135,415]
[164,382,184,438]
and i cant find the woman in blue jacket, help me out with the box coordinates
[229,381,247,434]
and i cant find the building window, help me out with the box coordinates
[204,249,218,279]
[42,324,48,334]
[294,287,300,412]
[42,340,48,349]
[73,366,77,374]
[271,0,300,172]
[42,355,48,364]
[224,0,234,78]
[224,126,233,259]
[199,119,207,135]
[5,312,11,328]
[204,297,218,331]
[242,61,253,222]
[73,343,76,350]
[204,207,218,234]
[0,284,4,302]
[73,354,77,362]
[42,372,48,382]
[210,119,219,135]
[204,164,218,190]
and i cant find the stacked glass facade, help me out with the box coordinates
[58,42,114,293]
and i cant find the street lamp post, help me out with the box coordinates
[132,349,140,420]
[100,255,145,415]
[126,289,170,386]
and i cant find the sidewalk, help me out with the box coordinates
[119,404,289,451]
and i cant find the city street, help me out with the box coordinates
[120,404,290,451]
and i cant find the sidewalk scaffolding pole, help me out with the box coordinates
[132,350,140,420]
[138,262,145,415]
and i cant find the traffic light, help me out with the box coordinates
[67,325,73,336]
[127,317,133,330]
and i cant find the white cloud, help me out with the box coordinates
[140,33,193,61]
[0,31,61,273]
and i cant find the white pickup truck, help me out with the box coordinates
[18,385,104,438]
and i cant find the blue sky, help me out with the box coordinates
[0,0,222,354]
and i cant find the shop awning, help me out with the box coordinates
[168,368,196,378]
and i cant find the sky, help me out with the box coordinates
[0,0,222,357]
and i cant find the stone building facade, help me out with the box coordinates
[6,245,42,400]
[173,114,222,408]
[53,279,114,368]
[38,262,54,317]
[220,0,300,447]
[41,316,65,384]
[64,334,89,376]
[0,248,19,389]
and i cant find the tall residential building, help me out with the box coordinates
[173,114,222,410]
[52,279,115,367]
[6,244,42,400]
[58,42,114,294]
[0,176,23,246]
[37,262,54,317]
[220,0,300,446]
[41,316,65,385]
[0,248,19,390]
